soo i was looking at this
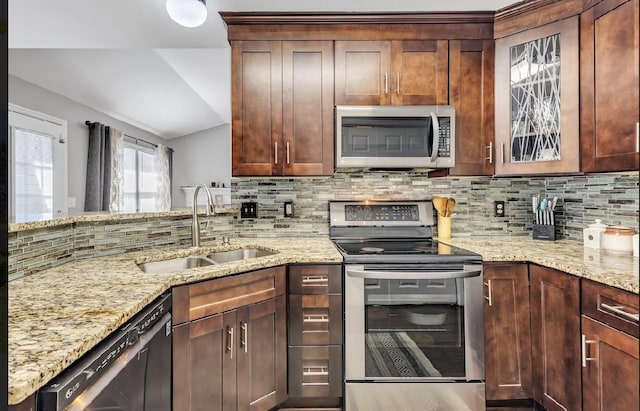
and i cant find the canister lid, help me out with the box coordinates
[604,226,635,236]
[587,219,608,231]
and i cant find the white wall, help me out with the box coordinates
[9,75,169,211]
[170,124,232,208]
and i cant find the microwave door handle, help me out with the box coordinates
[430,112,439,162]
[346,268,481,280]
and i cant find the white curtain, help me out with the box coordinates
[153,143,172,212]
[108,128,125,212]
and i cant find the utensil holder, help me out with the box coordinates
[437,215,451,240]
[532,224,556,241]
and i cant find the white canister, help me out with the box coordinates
[633,234,639,258]
[583,219,608,249]
[601,226,635,254]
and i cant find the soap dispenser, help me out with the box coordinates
[583,219,608,249]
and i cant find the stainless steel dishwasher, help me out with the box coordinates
[38,293,172,411]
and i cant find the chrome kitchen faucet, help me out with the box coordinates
[192,183,215,248]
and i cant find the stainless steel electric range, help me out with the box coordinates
[329,200,485,411]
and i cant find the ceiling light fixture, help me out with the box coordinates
[166,0,207,28]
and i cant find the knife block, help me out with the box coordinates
[532,224,556,241]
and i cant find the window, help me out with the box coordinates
[123,140,162,213]
[8,104,68,222]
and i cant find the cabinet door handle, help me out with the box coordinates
[396,72,400,94]
[286,141,290,165]
[581,334,597,367]
[636,121,639,152]
[227,326,234,359]
[500,143,505,164]
[384,72,389,95]
[240,322,248,353]
[274,142,278,165]
[483,280,492,306]
[486,142,493,164]
[600,302,640,322]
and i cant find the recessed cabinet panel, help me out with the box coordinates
[495,17,580,175]
[288,346,343,399]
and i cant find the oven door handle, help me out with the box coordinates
[346,268,481,280]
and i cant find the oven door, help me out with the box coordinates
[344,264,484,382]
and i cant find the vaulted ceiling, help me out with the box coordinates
[8,0,518,139]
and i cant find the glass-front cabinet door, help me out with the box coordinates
[494,17,580,175]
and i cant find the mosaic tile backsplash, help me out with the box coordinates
[8,171,638,280]
[232,172,639,241]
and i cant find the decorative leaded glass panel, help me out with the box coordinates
[509,33,561,163]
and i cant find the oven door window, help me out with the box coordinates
[363,278,465,378]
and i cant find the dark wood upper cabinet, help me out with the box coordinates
[483,263,532,401]
[448,39,495,176]
[231,40,334,176]
[580,0,639,172]
[529,265,582,411]
[335,40,448,106]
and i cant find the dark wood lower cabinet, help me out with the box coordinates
[483,263,532,401]
[529,265,582,411]
[172,267,287,411]
[581,316,639,411]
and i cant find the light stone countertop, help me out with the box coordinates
[8,237,342,405]
[8,235,639,405]
[443,236,639,293]
[8,206,238,232]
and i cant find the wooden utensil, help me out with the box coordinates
[432,197,447,217]
[445,198,456,217]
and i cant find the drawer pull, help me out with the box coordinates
[484,280,492,307]
[581,334,597,367]
[303,366,329,376]
[600,303,639,322]
[303,314,329,323]
[302,275,329,286]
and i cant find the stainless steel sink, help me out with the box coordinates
[137,248,275,274]
[137,255,216,274]
[206,248,275,264]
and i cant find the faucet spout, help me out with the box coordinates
[192,184,215,248]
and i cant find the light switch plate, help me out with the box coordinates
[241,202,258,218]
[284,201,294,217]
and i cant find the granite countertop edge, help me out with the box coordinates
[8,235,639,405]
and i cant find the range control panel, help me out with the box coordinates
[344,204,419,222]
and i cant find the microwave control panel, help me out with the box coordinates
[437,117,451,157]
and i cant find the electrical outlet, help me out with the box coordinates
[494,201,505,217]
[284,201,294,217]
[241,202,258,218]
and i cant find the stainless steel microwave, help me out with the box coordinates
[335,105,455,170]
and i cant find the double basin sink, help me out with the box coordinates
[137,248,275,274]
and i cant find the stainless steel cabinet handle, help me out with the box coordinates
[636,121,639,152]
[303,313,329,323]
[384,72,389,95]
[486,142,493,164]
[241,322,248,353]
[302,275,329,286]
[227,326,234,359]
[500,143,505,164]
[274,142,278,165]
[484,280,492,306]
[286,142,290,165]
[600,302,640,322]
[581,334,597,367]
[396,72,400,94]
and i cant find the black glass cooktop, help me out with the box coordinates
[333,239,482,264]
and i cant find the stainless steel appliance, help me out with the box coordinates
[39,293,172,411]
[335,105,455,170]
[329,201,485,411]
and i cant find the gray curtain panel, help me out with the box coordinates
[84,122,112,211]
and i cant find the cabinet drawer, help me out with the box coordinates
[289,264,342,295]
[173,266,286,324]
[582,279,639,337]
[289,294,342,346]
[288,345,343,399]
